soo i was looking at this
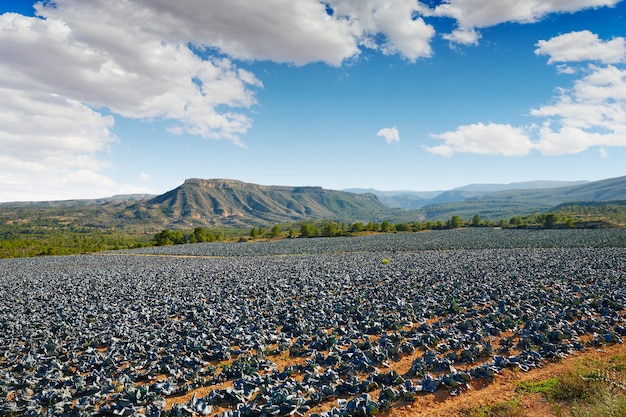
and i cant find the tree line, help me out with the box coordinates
[150,211,614,247]
[1,208,617,257]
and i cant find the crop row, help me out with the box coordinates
[125,228,626,257]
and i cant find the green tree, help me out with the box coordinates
[350,222,365,232]
[449,215,464,229]
[380,221,395,232]
[471,214,483,227]
[395,223,411,232]
[321,221,338,237]
[510,216,525,227]
[249,227,258,238]
[193,227,211,242]
[300,223,317,237]
[154,229,185,245]
[270,225,281,238]
[365,222,380,232]
[543,213,558,229]
[413,221,426,231]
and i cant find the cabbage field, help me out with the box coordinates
[1,228,625,416]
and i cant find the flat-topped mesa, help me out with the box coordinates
[183,178,250,188]
[183,178,323,192]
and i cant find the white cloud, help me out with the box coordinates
[0,1,443,201]
[377,127,401,144]
[329,1,435,61]
[0,89,116,165]
[0,4,264,200]
[535,30,626,64]
[426,122,534,156]
[529,63,626,154]
[442,28,481,46]
[139,172,152,181]
[534,125,610,155]
[0,88,152,201]
[429,32,626,158]
[420,0,621,45]
[531,65,626,130]
[556,64,577,74]
[40,0,437,66]
[0,11,262,141]
[113,0,360,66]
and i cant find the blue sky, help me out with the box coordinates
[1,1,625,201]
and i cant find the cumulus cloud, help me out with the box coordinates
[330,0,435,61]
[377,127,401,144]
[41,0,437,67]
[1,11,262,141]
[0,88,152,201]
[530,64,626,153]
[428,31,626,157]
[0,3,264,200]
[419,0,621,45]
[426,123,534,157]
[0,0,444,200]
[535,30,626,64]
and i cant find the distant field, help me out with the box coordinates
[1,230,625,416]
[124,228,626,257]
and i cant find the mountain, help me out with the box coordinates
[0,194,153,208]
[417,176,626,221]
[480,176,626,204]
[2,176,625,232]
[132,178,392,228]
[348,180,588,209]
[453,180,588,193]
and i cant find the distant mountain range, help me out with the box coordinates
[1,176,625,231]
[345,180,588,209]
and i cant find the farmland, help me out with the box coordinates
[1,229,625,416]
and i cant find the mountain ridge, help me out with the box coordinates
[346,180,589,209]
[126,178,391,229]
[1,176,625,230]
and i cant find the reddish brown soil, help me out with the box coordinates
[164,342,626,417]
[386,342,626,417]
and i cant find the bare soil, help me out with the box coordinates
[385,342,626,417]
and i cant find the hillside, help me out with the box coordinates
[132,178,393,228]
[418,175,626,221]
[347,180,587,209]
[0,179,395,233]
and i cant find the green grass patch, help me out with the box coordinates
[516,377,560,394]
[609,355,626,373]
[550,368,606,402]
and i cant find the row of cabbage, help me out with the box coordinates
[0,231,624,416]
[124,228,626,258]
